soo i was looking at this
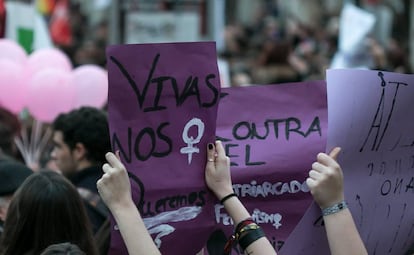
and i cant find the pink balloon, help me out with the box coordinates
[0,59,27,114]
[27,68,75,122]
[72,65,108,108]
[27,48,72,77]
[0,39,27,66]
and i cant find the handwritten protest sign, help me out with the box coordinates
[213,81,327,253]
[106,42,221,254]
[280,69,414,255]
[331,3,375,69]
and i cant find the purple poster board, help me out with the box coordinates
[280,69,414,255]
[106,42,221,254]
[214,81,327,253]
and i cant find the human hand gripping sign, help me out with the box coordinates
[204,141,233,201]
[306,147,343,209]
[97,151,134,212]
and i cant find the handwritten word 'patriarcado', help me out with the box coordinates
[232,180,309,198]
[215,204,283,229]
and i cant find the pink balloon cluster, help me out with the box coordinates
[0,39,108,122]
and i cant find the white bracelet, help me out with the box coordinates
[322,201,347,216]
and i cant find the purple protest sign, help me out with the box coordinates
[280,69,414,255]
[106,42,221,254]
[213,81,327,253]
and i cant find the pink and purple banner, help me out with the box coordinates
[281,69,414,255]
[106,42,221,254]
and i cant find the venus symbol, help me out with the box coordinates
[180,118,205,164]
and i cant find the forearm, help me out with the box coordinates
[222,196,251,225]
[324,208,367,255]
[223,197,277,255]
[111,202,161,255]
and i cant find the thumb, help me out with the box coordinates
[329,147,341,161]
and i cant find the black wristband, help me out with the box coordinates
[238,227,265,251]
[220,193,237,204]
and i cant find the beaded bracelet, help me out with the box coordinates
[322,200,348,216]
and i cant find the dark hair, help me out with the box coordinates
[0,171,98,255]
[52,107,111,165]
[0,106,21,158]
[40,242,86,255]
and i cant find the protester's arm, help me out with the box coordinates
[205,141,276,255]
[306,148,367,255]
[97,152,161,255]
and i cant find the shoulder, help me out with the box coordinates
[71,165,102,192]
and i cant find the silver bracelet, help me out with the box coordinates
[322,201,348,216]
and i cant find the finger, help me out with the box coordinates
[308,169,322,180]
[311,161,325,173]
[206,142,216,163]
[317,152,338,168]
[102,163,112,174]
[306,177,317,190]
[329,147,341,161]
[115,150,121,160]
[215,140,226,159]
[96,178,103,188]
[106,152,125,170]
[96,174,109,189]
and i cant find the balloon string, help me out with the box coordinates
[14,136,29,164]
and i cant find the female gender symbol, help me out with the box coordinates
[180,118,205,164]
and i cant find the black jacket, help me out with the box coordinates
[69,165,108,234]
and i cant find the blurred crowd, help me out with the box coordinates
[221,0,411,86]
[37,0,412,87]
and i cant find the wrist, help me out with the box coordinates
[318,194,344,209]
[216,189,235,201]
[109,197,136,213]
[220,193,237,204]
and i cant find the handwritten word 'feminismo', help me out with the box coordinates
[110,53,219,112]
[215,204,283,229]
[232,180,309,198]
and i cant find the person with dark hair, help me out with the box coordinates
[0,106,22,162]
[40,242,86,255]
[51,106,111,235]
[0,171,98,255]
[0,160,33,237]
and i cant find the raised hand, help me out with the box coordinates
[97,151,133,211]
[306,147,343,209]
[204,140,233,200]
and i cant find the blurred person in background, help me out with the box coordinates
[0,160,33,238]
[51,106,111,254]
[0,107,23,163]
[0,171,98,255]
[40,242,86,255]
